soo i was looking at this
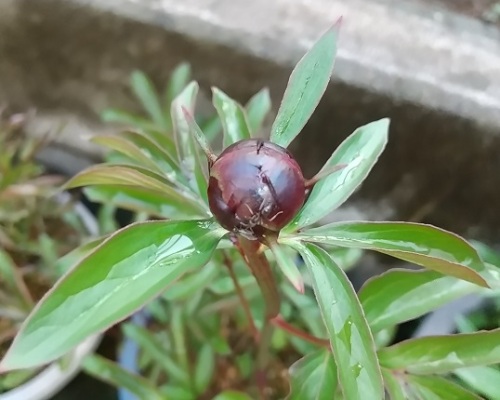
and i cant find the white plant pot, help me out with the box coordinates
[0,194,102,400]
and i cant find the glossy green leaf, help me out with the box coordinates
[0,220,225,370]
[245,88,271,136]
[67,164,206,216]
[194,344,215,394]
[455,366,500,400]
[359,269,477,332]
[285,119,389,231]
[379,329,500,374]
[212,87,251,147]
[122,323,188,384]
[270,25,338,148]
[160,385,193,400]
[171,82,208,200]
[293,242,384,400]
[381,369,407,400]
[92,135,161,173]
[212,391,253,400]
[287,349,337,400]
[407,375,481,400]
[298,221,488,287]
[271,243,304,293]
[82,354,164,400]
[130,70,168,130]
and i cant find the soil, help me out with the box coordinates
[418,0,500,26]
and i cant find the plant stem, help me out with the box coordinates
[271,315,330,348]
[234,236,280,319]
[234,235,281,399]
[222,250,259,341]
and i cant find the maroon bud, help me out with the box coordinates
[207,139,305,239]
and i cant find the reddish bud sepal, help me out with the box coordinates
[208,139,305,239]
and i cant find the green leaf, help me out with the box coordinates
[120,130,178,172]
[54,236,106,276]
[121,323,189,384]
[292,242,384,400]
[163,262,218,301]
[171,82,208,200]
[285,119,389,231]
[271,242,304,293]
[212,391,253,400]
[359,269,477,332]
[406,375,481,400]
[297,221,488,287]
[92,135,162,173]
[165,63,192,105]
[182,108,215,165]
[67,164,206,216]
[194,344,215,394]
[84,185,200,220]
[270,24,338,148]
[130,70,168,130]
[212,87,251,147]
[82,354,164,400]
[455,366,500,400]
[0,220,225,370]
[471,240,500,268]
[245,88,271,136]
[101,109,157,131]
[379,329,500,374]
[287,349,337,399]
[381,369,407,400]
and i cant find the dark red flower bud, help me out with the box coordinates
[207,139,305,239]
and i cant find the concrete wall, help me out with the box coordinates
[0,0,499,242]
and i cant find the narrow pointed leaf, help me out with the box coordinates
[172,82,208,200]
[84,185,203,220]
[0,220,225,370]
[379,329,500,374]
[212,392,253,400]
[54,236,106,276]
[194,344,215,393]
[287,349,337,399]
[245,88,271,136]
[121,130,179,172]
[292,242,384,400]
[271,243,304,293]
[66,164,206,215]
[101,109,157,131]
[165,62,192,106]
[130,70,168,130]
[270,24,338,148]
[163,262,218,301]
[91,135,161,173]
[122,323,188,384]
[455,366,500,400]
[82,354,164,400]
[381,369,407,400]
[212,87,251,147]
[359,269,477,332]
[298,221,488,287]
[183,108,216,163]
[286,118,389,231]
[407,375,481,400]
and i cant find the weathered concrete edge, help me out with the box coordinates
[75,0,500,133]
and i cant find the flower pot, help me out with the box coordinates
[0,193,102,400]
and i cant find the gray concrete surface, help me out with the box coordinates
[0,0,499,241]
